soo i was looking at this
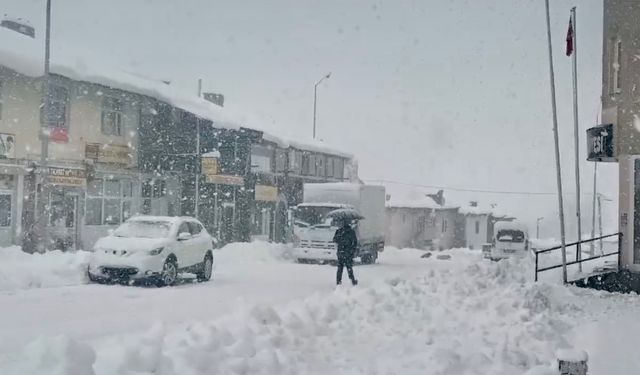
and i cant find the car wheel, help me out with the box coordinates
[197,254,213,282]
[157,258,178,287]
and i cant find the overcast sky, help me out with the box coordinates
[3,0,615,237]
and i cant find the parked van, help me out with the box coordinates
[484,221,529,260]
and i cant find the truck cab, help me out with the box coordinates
[290,183,386,264]
[291,203,351,263]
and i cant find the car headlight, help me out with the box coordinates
[148,247,164,256]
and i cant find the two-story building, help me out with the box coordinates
[0,20,353,251]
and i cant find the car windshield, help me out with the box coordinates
[496,229,525,243]
[294,206,339,227]
[112,221,172,239]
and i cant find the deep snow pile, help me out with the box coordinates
[0,242,291,292]
[3,251,595,375]
[95,256,581,375]
[0,247,91,292]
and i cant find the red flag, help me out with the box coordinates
[566,17,574,56]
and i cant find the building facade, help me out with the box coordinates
[0,23,353,251]
[385,190,459,250]
[601,0,640,272]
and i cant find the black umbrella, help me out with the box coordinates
[326,208,365,221]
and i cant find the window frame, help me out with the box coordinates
[141,178,166,215]
[275,148,287,173]
[85,177,134,226]
[612,38,622,94]
[475,220,480,234]
[0,191,11,227]
[41,84,70,129]
[442,218,448,233]
[101,96,124,136]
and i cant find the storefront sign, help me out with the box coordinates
[201,156,219,176]
[587,124,615,162]
[47,167,86,187]
[0,133,15,159]
[255,185,278,202]
[85,143,133,165]
[205,174,244,186]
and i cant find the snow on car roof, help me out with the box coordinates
[296,202,353,208]
[494,220,528,232]
[0,27,350,159]
[126,216,182,224]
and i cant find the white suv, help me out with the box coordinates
[88,216,215,286]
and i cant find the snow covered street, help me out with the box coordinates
[2,243,640,374]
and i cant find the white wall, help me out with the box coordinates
[465,214,488,250]
[386,207,423,248]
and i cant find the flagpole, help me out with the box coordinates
[570,7,583,272]
[545,0,568,283]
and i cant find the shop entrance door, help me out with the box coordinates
[49,189,79,250]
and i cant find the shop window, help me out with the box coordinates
[334,158,344,179]
[142,179,166,215]
[326,157,335,178]
[101,97,123,136]
[0,193,11,227]
[275,148,286,173]
[40,84,69,128]
[251,144,273,173]
[316,155,325,177]
[301,153,310,175]
[85,178,133,225]
[290,150,302,174]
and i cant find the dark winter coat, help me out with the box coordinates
[333,225,358,258]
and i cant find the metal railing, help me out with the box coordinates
[534,233,621,282]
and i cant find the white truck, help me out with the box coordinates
[291,183,386,264]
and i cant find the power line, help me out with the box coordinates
[364,179,598,197]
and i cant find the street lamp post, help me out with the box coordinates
[536,217,544,239]
[33,0,53,253]
[313,72,331,139]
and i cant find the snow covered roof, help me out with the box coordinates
[384,186,457,210]
[458,205,492,216]
[0,27,351,158]
[494,220,528,233]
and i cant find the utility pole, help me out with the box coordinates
[195,78,202,219]
[598,194,603,253]
[590,162,598,256]
[569,7,583,271]
[313,72,331,139]
[35,0,53,253]
[545,0,568,283]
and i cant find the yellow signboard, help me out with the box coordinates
[255,185,278,202]
[205,175,244,186]
[85,143,132,165]
[48,167,86,187]
[201,157,219,175]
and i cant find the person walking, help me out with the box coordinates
[333,220,358,286]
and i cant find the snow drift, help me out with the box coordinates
[89,256,582,375]
[0,247,91,292]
